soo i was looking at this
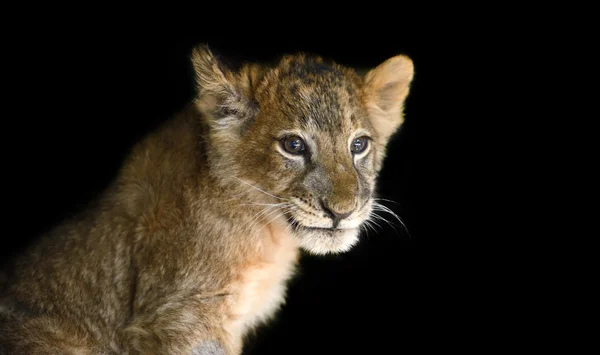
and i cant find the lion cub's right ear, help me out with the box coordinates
[191,45,259,128]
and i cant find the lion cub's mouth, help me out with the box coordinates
[287,216,351,233]
[285,214,361,254]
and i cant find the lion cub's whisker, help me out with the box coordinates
[233,177,288,201]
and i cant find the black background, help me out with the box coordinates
[1,18,463,354]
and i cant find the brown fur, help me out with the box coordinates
[0,45,414,354]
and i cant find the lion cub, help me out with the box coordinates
[0,45,414,354]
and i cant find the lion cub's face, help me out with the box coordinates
[192,46,413,254]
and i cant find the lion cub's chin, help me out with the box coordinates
[293,228,360,255]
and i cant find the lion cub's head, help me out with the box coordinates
[191,45,413,255]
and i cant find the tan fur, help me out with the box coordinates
[0,45,414,354]
[224,220,299,341]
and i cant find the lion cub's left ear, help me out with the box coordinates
[363,55,414,142]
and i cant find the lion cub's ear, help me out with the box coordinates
[363,55,414,142]
[191,45,260,127]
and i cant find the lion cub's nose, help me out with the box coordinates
[320,199,354,228]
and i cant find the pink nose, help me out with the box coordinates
[320,200,354,228]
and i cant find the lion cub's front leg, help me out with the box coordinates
[123,296,239,355]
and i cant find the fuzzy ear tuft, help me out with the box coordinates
[191,45,258,127]
[363,55,414,142]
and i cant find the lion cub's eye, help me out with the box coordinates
[351,137,369,154]
[282,135,306,155]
